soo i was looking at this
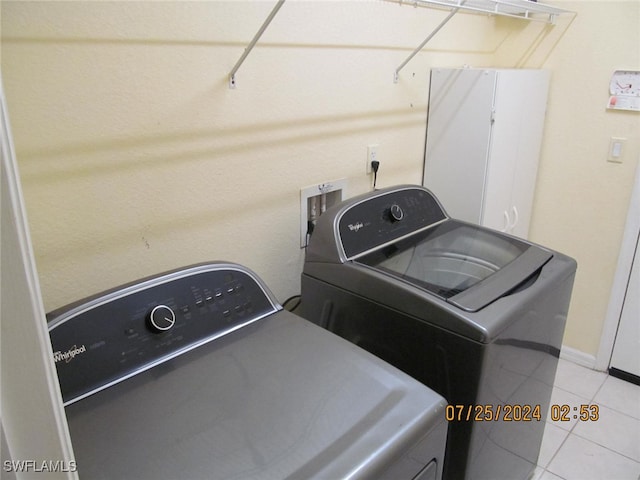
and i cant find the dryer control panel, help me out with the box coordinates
[48,263,279,405]
[336,186,447,259]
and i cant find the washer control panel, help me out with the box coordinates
[48,263,279,405]
[337,187,447,259]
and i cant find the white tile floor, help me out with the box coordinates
[533,359,640,480]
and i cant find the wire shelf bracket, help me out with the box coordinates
[226,0,573,87]
[229,0,286,89]
[393,0,574,83]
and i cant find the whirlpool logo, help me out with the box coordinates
[53,344,87,364]
[348,222,365,232]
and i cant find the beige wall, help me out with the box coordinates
[2,1,638,358]
[526,1,639,356]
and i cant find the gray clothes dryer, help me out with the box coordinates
[300,185,577,480]
[48,262,448,480]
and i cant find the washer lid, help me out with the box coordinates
[356,221,553,312]
[447,245,553,312]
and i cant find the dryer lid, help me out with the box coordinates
[63,311,447,480]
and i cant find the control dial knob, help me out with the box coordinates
[148,305,176,332]
[389,204,404,222]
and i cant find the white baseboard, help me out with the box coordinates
[560,345,599,370]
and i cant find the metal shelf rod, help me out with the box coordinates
[229,0,286,89]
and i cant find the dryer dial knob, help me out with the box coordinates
[389,204,404,222]
[148,305,176,332]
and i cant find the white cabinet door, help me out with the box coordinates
[483,70,549,237]
[507,70,549,238]
[481,72,521,233]
[423,69,495,224]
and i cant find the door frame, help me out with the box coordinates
[1,79,76,477]
[596,162,640,371]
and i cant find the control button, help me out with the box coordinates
[148,305,176,332]
[205,295,213,303]
[222,309,231,318]
[181,305,190,314]
[195,298,204,308]
[389,204,404,222]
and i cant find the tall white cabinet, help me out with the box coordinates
[422,68,550,239]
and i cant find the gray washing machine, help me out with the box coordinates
[300,185,577,480]
[48,262,448,479]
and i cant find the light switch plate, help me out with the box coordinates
[608,137,626,163]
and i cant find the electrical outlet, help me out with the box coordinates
[366,145,379,174]
[300,178,347,248]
